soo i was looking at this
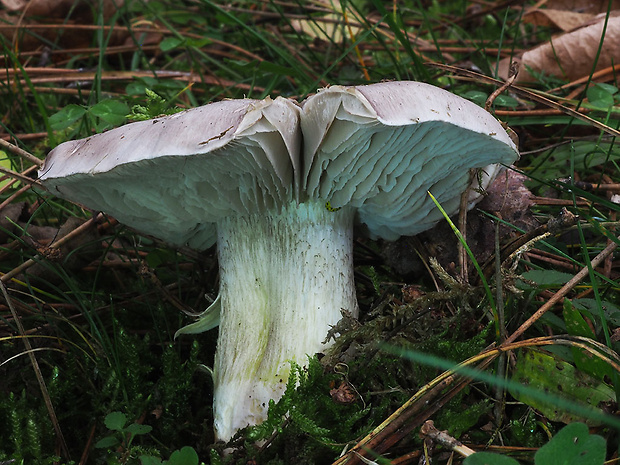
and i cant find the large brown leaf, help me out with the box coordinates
[498,15,620,83]
[523,8,594,32]
[523,0,620,32]
[545,0,620,13]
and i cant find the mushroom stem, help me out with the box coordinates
[214,200,358,441]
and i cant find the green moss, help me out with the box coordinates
[435,398,493,439]
[0,390,54,461]
[219,357,370,464]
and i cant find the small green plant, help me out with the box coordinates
[96,412,204,465]
[127,88,184,121]
[139,446,203,465]
[48,99,130,133]
[464,422,606,465]
[95,411,154,462]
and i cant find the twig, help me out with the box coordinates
[420,420,476,457]
[0,138,43,167]
[549,63,620,93]
[330,363,485,465]
[505,234,620,344]
[1,214,102,283]
[0,183,34,211]
[332,332,620,465]
[485,61,519,112]
[78,423,97,465]
[0,164,37,196]
[0,165,42,186]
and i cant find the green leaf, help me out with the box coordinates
[520,270,574,288]
[586,84,616,109]
[48,104,87,130]
[125,423,153,436]
[140,456,164,465]
[167,447,199,465]
[89,99,130,125]
[594,83,618,95]
[258,60,296,76]
[462,90,487,107]
[510,349,616,426]
[94,435,120,449]
[530,141,620,181]
[572,298,620,326]
[126,81,148,96]
[464,452,520,465]
[174,295,221,337]
[104,411,127,431]
[494,94,520,108]
[160,36,184,52]
[145,249,178,268]
[562,300,613,380]
[185,37,211,48]
[534,423,606,465]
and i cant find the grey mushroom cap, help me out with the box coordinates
[39,81,518,248]
[39,97,301,250]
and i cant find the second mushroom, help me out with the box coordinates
[39,81,519,441]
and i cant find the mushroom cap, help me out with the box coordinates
[301,81,519,240]
[39,81,519,248]
[39,97,301,249]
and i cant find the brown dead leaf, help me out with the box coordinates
[545,0,620,14]
[523,8,594,31]
[0,0,23,9]
[498,15,620,82]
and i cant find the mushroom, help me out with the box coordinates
[39,81,519,441]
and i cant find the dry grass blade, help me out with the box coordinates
[0,23,264,62]
[1,69,262,94]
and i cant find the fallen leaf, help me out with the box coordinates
[546,0,620,14]
[523,8,594,32]
[498,15,620,82]
[510,348,616,426]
